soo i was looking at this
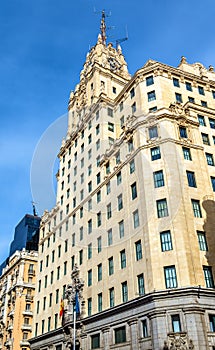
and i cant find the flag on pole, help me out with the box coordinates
[59,298,64,317]
[75,291,80,315]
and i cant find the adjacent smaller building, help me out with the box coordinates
[0,249,38,350]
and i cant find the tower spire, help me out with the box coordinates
[100,10,107,46]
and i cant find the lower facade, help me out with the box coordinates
[30,287,215,350]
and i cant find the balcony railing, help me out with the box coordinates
[21,324,32,331]
[22,310,33,317]
[25,294,33,302]
[20,340,30,346]
[28,269,35,276]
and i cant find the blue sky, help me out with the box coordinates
[0,0,214,263]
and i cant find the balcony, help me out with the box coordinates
[20,340,30,346]
[28,269,35,276]
[22,310,33,317]
[7,324,13,331]
[4,339,12,347]
[8,310,14,318]
[25,294,33,302]
[21,324,32,331]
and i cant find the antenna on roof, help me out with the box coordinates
[94,8,111,46]
[116,25,129,49]
[31,201,38,216]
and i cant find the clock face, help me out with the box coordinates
[108,57,121,71]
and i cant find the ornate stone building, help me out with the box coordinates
[0,250,38,350]
[30,13,215,350]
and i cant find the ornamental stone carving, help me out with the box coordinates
[164,333,195,350]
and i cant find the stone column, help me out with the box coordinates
[183,307,209,349]
[127,318,139,350]
[80,332,87,350]
[102,326,110,350]
[148,311,167,350]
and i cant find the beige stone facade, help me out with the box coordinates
[31,30,215,349]
[0,250,38,350]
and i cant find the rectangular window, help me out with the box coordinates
[191,199,202,217]
[108,122,114,132]
[97,212,101,227]
[202,133,210,145]
[109,288,115,307]
[201,101,207,107]
[146,75,154,86]
[108,257,114,275]
[88,298,92,316]
[96,139,100,150]
[97,190,101,202]
[106,162,110,174]
[116,152,120,164]
[211,177,215,191]
[120,101,124,111]
[96,124,100,135]
[198,115,206,126]
[131,182,137,199]
[106,182,111,194]
[91,334,100,349]
[120,115,124,127]
[130,159,135,173]
[88,243,92,259]
[88,270,92,286]
[172,314,181,332]
[135,240,142,260]
[73,197,76,208]
[209,118,215,129]
[108,229,113,246]
[57,266,60,280]
[148,90,156,102]
[203,266,214,288]
[80,226,83,241]
[107,203,112,219]
[56,289,59,304]
[142,320,148,337]
[149,125,158,139]
[121,282,128,302]
[138,274,145,295]
[79,250,83,265]
[157,199,169,218]
[160,230,173,251]
[118,194,123,210]
[98,293,102,312]
[71,255,75,269]
[72,233,75,247]
[164,265,177,288]
[115,326,126,344]
[120,249,126,269]
[186,82,192,91]
[173,77,180,87]
[188,96,195,103]
[88,219,92,234]
[130,87,135,98]
[88,165,92,176]
[107,107,113,117]
[186,171,197,187]
[197,231,208,251]
[98,264,102,281]
[151,146,161,160]
[206,153,214,166]
[133,210,140,228]
[179,126,187,138]
[175,93,182,103]
[131,102,136,113]
[64,261,67,275]
[97,236,102,253]
[119,220,124,238]
[117,171,122,185]
[209,315,215,332]
[88,181,92,192]
[198,86,205,95]
[153,170,164,187]
[128,139,134,152]
[182,147,192,160]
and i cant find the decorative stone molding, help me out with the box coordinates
[163,333,195,350]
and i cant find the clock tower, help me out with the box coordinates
[67,11,131,135]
